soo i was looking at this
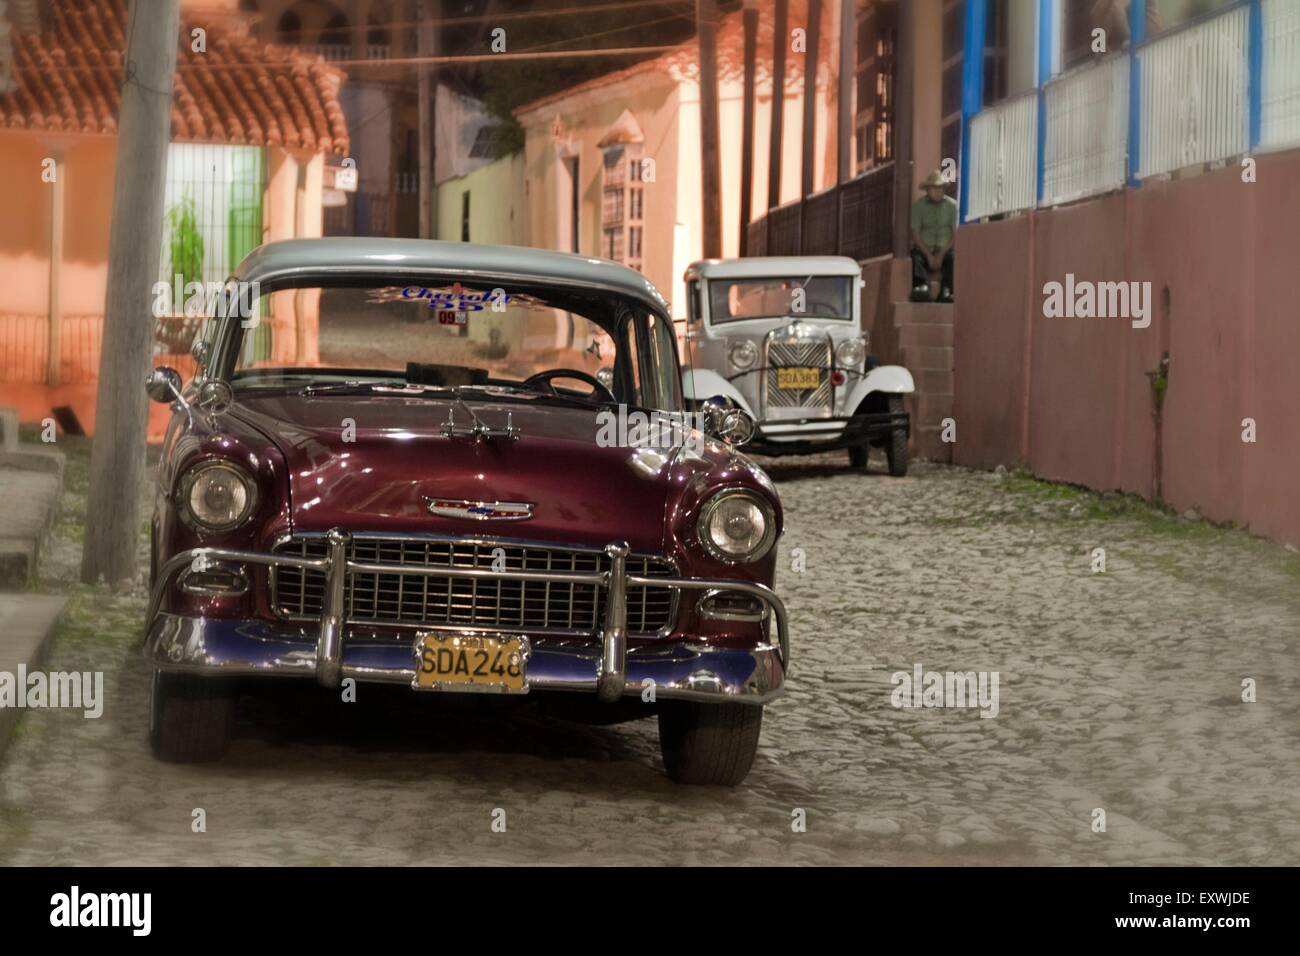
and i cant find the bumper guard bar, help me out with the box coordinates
[147,531,790,702]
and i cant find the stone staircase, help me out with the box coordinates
[893,301,954,463]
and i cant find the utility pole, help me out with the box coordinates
[738,0,758,256]
[800,0,822,202]
[835,0,855,253]
[81,0,180,586]
[697,0,722,259]
[417,0,437,239]
[836,0,854,186]
[892,0,916,259]
[767,0,789,213]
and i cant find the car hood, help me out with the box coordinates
[230,393,685,552]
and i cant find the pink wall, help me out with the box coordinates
[954,153,1300,547]
[952,215,1032,469]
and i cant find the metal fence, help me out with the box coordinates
[744,164,894,261]
[963,1,1300,222]
[965,90,1038,220]
[1262,0,1300,151]
[1137,3,1250,180]
[1042,54,1129,207]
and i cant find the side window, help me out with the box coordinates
[687,280,701,322]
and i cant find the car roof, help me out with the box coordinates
[685,256,862,280]
[233,238,671,318]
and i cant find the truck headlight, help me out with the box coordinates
[697,489,777,563]
[177,460,257,533]
[835,337,866,368]
[729,340,758,370]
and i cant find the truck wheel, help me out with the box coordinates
[149,669,234,763]
[848,444,868,469]
[658,701,762,785]
[886,396,909,477]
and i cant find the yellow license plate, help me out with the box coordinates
[777,367,821,390]
[413,633,528,692]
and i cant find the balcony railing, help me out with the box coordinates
[1137,3,1250,180]
[965,0,1297,223]
[745,164,894,262]
[1042,54,1129,207]
[966,91,1038,220]
[1262,0,1300,151]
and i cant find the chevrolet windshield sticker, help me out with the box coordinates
[401,284,510,310]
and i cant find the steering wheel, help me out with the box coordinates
[522,368,616,404]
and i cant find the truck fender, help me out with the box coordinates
[681,368,756,417]
[847,365,915,412]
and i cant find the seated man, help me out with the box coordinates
[910,170,957,303]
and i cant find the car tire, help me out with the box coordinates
[848,444,869,469]
[658,701,762,785]
[886,395,909,477]
[149,669,234,763]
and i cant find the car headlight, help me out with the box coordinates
[729,340,758,370]
[697,489,777,563]
[178,460,257,533]
[836,337,866,368]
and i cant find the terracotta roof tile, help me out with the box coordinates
[516,0,833,118]
[0,0,348,155]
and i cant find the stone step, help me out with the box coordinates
[899,345,953,371]
[892,301,955,327]
[910,391,954,425]
[0,594,68,754]
[897,322,953,349]
[911,424,954,464]
[912,368,954,394]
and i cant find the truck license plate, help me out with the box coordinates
[777,367,821,390]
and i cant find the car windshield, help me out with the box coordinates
[212,281,682,410]
[708,276,853,322]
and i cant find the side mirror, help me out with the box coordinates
[146,367,184,405]
[701,395,755,447]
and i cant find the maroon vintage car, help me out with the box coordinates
[144,238,789,785]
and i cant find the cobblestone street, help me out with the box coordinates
[1,451,1297,865]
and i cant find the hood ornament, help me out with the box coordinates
[439,389,519,441]
[423,497,534,521]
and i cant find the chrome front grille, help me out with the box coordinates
[763,327,834,412]
[271,536,677,637]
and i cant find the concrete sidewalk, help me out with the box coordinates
[0,449,64,588]
[0,436,67,755]
[0,595,69,749]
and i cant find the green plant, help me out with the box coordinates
[166,195,204,289]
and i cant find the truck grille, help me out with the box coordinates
[764,334,833,411]
[270,536,677,637]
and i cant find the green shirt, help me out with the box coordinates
[910,194,958,252]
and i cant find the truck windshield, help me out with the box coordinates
[708,276,853,323]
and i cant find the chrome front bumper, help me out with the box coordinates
[145,533,789,706]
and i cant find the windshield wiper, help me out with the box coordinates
[299,381,381,395]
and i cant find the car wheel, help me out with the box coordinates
[886,396,909,477]
[848,444,868,469]
[149,669,234,763]
[658,701,762,785]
